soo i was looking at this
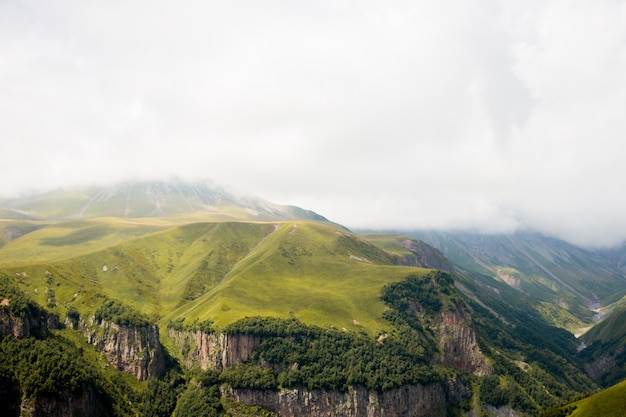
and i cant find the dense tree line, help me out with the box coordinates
[0,332,141,416]
[94,299,152,327]
[168,317,215,333]
[0,276,50,334]
[381,270,460,313]
[223,316,442,392]
[0,335,94,398]
[218,273,467,393]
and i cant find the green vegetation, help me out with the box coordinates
[0,276,50,330]
[0,331,139,416]
[40,224,113,246]
[165,222,429,333]
[578,305,626,387]
[381,270,459,313]
[479,375,537,414]
[94,298,152,327]
[143,371,186,417]
[220,363,279,390]
[408,231,626,323]
[0,210,614,416]
[361,234,416,256]
[0,334,96,398]
[223,315,442,392]
[539,379,626,417]
[0,217,429,334]
[168,317,215,333]
[218,274,464,393]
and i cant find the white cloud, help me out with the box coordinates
[1,0,626,246]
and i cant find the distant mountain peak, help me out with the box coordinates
[0,179,330,223]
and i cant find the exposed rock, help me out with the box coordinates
[222,380,467,417]
[437,309,493,376]
[31,389,106,417]
[583,345,625,381]
[399,239,454,272]
[85,318,164,381]
[168,329,261,370]
[0,304,57,339]
[482,404,521,417]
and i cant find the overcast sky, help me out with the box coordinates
[1,0,626,247]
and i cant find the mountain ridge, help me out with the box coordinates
[0,179,329,223]
[395,230,626,321]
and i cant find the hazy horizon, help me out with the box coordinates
[2,1,626,247]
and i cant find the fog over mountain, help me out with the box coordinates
[2,1,626,247]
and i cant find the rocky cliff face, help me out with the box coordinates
[169,325,475,416]
[0,302,57,339]
[583,346,625,381]
[436,309,492,376]
[85,318,164,381]
[222,379,468,417]
[168,328,261,370]
[15,388,106,417]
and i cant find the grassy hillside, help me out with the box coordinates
[578,305,626,387]
[0,217,422,335]
[361,234,416,256]
[569,379,626,417]
[0,214,604,416]
[169,223,423,331]
[581,305,626,345]
[541,379,626,417]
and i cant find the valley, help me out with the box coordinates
[1,181,626,416]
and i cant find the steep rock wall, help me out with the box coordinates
[28,389,105,417]
[222,380,467,417]
[437,309,493,376]
[0,305,57,339]
[168,313,490,377]
[85,319,164,380]
[168,329,261,370]
[1,385,107,417]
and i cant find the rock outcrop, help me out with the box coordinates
[168,329,261,370]
[399,239,454,272]
[0,301,57,339]
[222,379,468,417]
[583,345,625,381]
[437,309,493,376]
[85,318,164,381]
[19,389,107,417]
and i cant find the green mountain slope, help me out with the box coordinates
[0,218,420,335]
[578,304,626,387]
[168,223,418,331]
[408,231,626,321]
[2,182,619,415]
[0,216,602,416]
[541,379,626,417]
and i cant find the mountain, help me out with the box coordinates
[577,302,626,387]
[598,242,626,273]
[0,181,620,416]
[0,179,328,222]
[405,230,626,325]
